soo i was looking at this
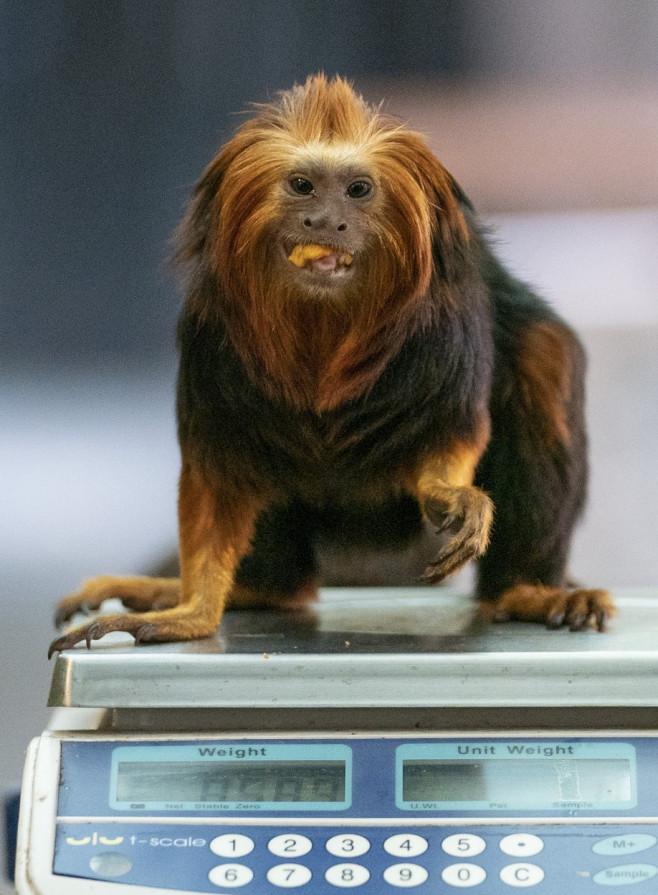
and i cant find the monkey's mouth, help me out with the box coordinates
[286,243,354,277]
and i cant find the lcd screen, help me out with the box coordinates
[110,743,352,812]
[116,760,345,804]
[397,742,637,811]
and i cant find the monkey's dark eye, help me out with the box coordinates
[290,177,314,195]
[347,180,372,199]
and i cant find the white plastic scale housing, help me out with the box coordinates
[14,588,658,895]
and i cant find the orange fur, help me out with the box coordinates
[518,319,574,446]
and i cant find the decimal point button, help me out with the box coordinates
[499,835,544,857]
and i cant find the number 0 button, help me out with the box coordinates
[325,863,370,887]
[384,834,428,857]
[441,863,486,887]
[326,834,371,857]
[268,834,313,857]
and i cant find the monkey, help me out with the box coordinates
[49,74,614,657]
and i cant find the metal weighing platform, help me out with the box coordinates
[15,588,658,894]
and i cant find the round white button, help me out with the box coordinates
[384,834,428,858]
[442,834,487,858]
[326,834,371,858]
[268,834,313,857]
[499,834,544,858]
[89,852,133,877]
[500,863,545,887]
[441,863,487,887]
[210,834,255,858]
[208,863,254,888]
[325,863,370,887]
[267,863,313,888]
[383,863,429,887]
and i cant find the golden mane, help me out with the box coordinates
[177,74,469,410]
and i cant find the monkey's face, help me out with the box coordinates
[208,78,467,309]
[273,154,379,297]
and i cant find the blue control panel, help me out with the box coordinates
[53,736,658,892]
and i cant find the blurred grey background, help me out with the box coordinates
[2,1,658,887]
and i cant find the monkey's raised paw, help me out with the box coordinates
[48,606,217,658]
[54,575,181,628]
[422,486,493,583]
[491,584,616,632]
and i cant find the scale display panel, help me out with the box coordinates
[36,734,658,894]
[396,741,637,811]
[110,743,351,812]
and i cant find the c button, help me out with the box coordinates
[500,863,545,887]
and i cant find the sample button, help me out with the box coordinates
[592,864,658,886]
[593,835,658,856]
[499,835,544,857]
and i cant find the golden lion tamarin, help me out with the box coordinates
[49,75,614,656]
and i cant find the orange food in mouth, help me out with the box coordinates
[288,244,353,270]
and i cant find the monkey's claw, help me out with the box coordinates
[492,585,617,633]
[422,487,493,583]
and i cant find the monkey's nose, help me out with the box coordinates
[303,215,348,233]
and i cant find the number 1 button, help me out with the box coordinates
[210,835,254,858]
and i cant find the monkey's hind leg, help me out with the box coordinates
[49,463,264,656]
[54,576,181,628]
[227,500,319,611]
[477,316,615,632]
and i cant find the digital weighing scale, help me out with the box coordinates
[14,588,658,894]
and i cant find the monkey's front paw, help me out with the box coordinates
[422,487,493,583]
[48,609,217,658]
[492,584,616,632]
